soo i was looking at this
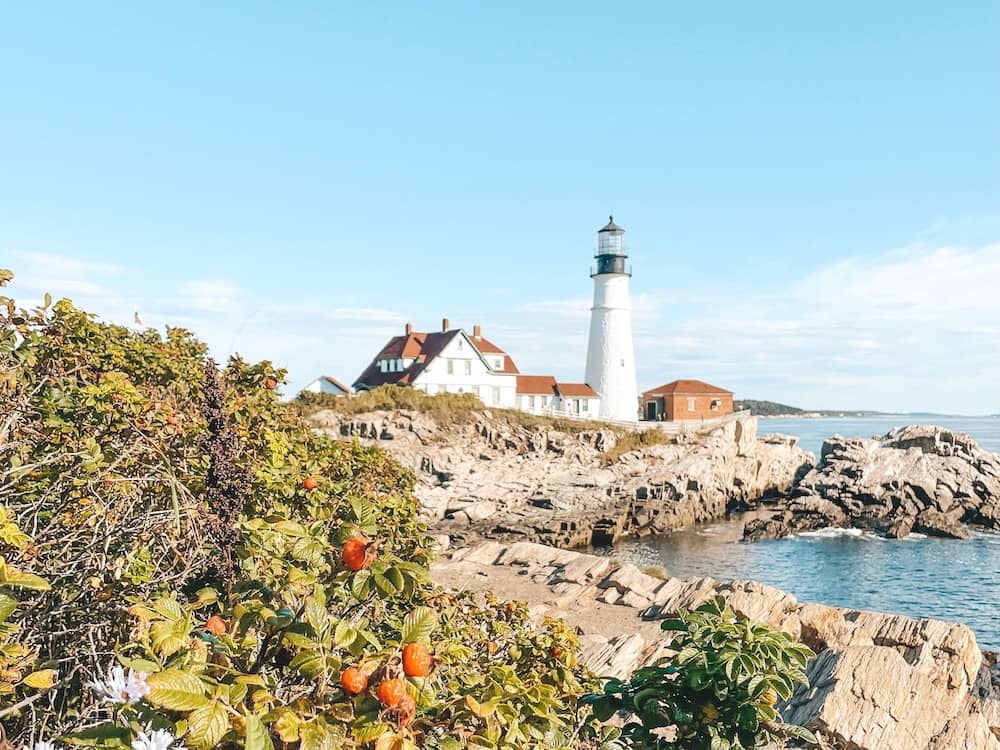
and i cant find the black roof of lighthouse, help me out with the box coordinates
[598,215,624,233]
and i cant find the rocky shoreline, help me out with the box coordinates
[310,408,812,547]
[744,425,1000,542]
[308,408,1000,747]
[434,539,1000,749]
[310,408,999,546]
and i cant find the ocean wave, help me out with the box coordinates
[796,527,865,539]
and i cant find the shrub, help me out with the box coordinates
[583,596,816,749]
[0,272,598,747]
[300,385,616,436]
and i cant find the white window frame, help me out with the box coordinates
[447,359,454,375]
[688,397,696,412]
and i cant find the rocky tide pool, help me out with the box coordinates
[599,520,1000,651]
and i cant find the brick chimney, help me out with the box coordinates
[405,322,413,335]
[473,324,481,338]
[442,318,450,332]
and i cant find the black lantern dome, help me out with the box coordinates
[592,215,630,276]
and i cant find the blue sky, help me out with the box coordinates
[2,2,998,413]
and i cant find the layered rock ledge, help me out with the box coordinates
[310,409,812,547]
[434,540,1000,750]
[744,425,1000,541]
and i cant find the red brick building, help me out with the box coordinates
[641,379,733,421]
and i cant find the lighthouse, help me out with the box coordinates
[585,216,638,422]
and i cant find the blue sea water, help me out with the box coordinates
[602,416,1000,651]
[757,414,1000,459]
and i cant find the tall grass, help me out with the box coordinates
[299,385,678,460]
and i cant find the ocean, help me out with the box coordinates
[599,416,1000,651]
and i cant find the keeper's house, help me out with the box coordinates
[353,319,604,417]
[641,379,733,421]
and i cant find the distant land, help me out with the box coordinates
[735,400,989,419]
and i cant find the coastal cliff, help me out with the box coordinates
[435,540,1000,750]
[308,408,812,547]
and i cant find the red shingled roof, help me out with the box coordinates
[516,375,557,395]
[354,330,460,388]
[555,382,599,398]
[353,325,522,390]
[643,379,732,396]
[323,376,352,393]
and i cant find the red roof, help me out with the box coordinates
[353,326,521,389]
[354,330,460,388]
[323,376,352,393]
[643,379,732,396]
[555,382,599,398]
[516,375,557,395]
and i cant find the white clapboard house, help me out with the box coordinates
[353,319,600,417]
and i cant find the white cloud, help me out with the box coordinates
[9,250,129,276]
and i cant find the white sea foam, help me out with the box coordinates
[796,527,865,539]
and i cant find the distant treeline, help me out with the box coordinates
[735,399,805,416]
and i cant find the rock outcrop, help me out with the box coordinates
[744,425,1000,541]
[309,409,812,547]
[434,540,1000,750]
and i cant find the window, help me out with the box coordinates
[492,387,501,405]
[711,399,720,412]
[529,395,535,409]
[447,359,454,375]
[688,397,696,412]
[464,360,472,376]
[582,399,589,412]
[494,358,502,369]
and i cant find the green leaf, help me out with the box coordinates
[146,669,209,710]
[187,700,230,750]
[660,618,687,632]
[115,653,161,674]
[21,668,58,688]
[746,674,767,698]
[244,715,274,750]
[1,569,50,591]
[400,606,438,644]
[62,724,132,748]
[782,723,819,745]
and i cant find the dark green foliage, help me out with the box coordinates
[583,597,817,749]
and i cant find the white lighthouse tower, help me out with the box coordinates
[585,216,638,422]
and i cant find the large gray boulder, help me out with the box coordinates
[746,425,1000,540]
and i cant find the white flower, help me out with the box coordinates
[131,730,184,750]
[85,665,150,704]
